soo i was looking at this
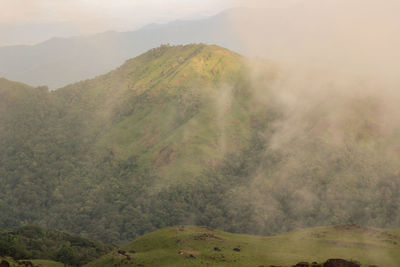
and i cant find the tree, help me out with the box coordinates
[56,242,76,267]
[0,233,16,257]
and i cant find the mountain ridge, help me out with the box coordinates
[0,10,239,89]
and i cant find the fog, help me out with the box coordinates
[0,0,229,46]
[1,0,400,258]
[224,0,400,232]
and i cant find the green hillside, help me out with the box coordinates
[1,44,400,245]
[54,44,254,181]
[0,44,271,243]
[87,225,400,267]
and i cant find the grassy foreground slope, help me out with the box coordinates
[87,225,400,267]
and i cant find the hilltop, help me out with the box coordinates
[87,224,400,267]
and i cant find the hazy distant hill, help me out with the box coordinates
[1,0,400,89]
[0,11,239,89]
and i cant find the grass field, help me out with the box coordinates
[29,259,64,267]
[86,225,400,267]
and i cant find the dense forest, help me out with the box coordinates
[0,225,112,266]
[0,44,399,244]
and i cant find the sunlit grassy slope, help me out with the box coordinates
[86,225,400,267]
[29,259,64,267]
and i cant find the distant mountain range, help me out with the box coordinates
[0,10,240,89]
[2,1,398,89]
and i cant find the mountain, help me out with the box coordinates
[51,44,256,181]
[0,44,270,243]
[0,11,239,89]
[1,44,400,246]
[0,21,82,47]
[2,1,399,89]
[87,224,400,266]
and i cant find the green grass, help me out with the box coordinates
[29,259,64,267]
[86,225,400,267]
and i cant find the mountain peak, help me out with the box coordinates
[53,44,250,181]
[113,44,243,90]
[125,43,241,66]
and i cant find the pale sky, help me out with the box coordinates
[0,0,229,45]
[0,0,230,25]
[0,0,302,46]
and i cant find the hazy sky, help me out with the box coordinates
[0,0,228,46]
[0,0,302,46]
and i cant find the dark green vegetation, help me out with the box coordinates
[0,44,400,246]
[87,225,400,266]
[0,256,64,267]
[0,225,112,266]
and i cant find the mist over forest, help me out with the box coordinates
[0,0,400,266]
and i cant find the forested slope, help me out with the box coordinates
[0,44,269,243]
[0,44,399,245]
